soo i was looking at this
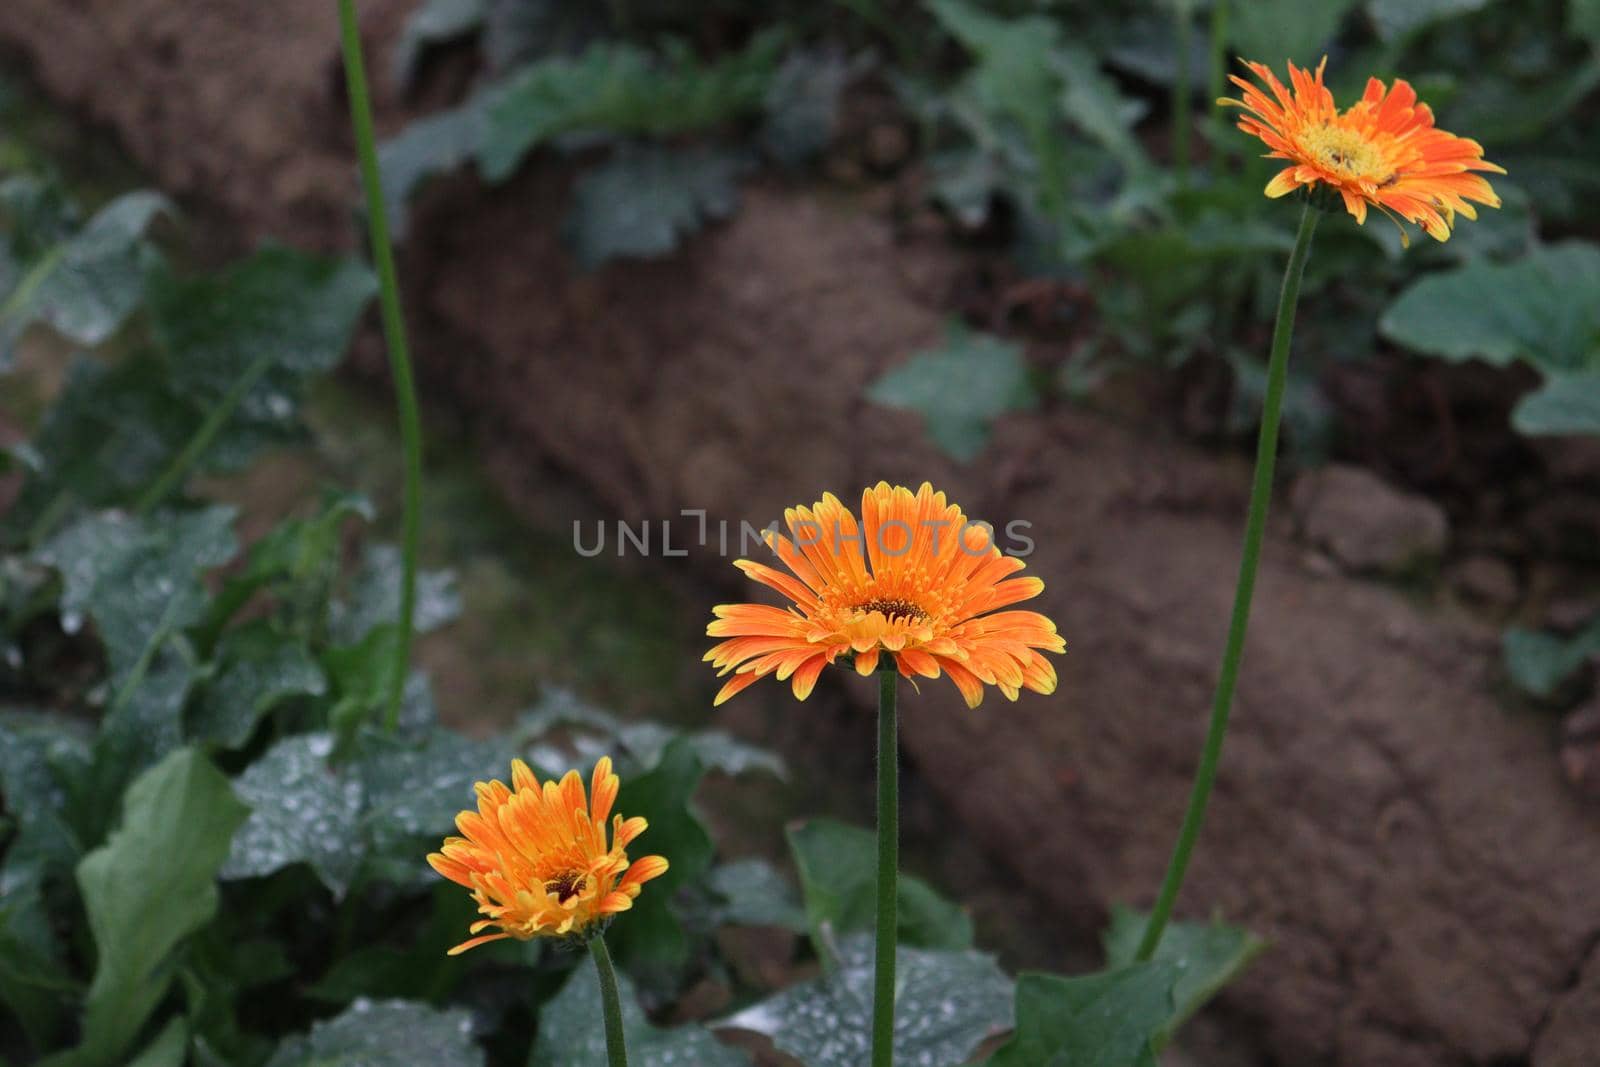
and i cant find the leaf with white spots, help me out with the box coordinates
[719,935,1012,1067]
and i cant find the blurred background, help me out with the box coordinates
[2,1,1599,1064]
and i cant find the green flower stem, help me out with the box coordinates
[589,933,630,1067]
[336,0,424,734]
[1207,0,1230,150]
[134,347,276,515]
[1135,201,1319,961]
[1173,0,1193,185]
[872,667,899,1067]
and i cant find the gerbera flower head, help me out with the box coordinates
[706,482,1065,709]
[1221,57,1504,244]
[427,756,668,954]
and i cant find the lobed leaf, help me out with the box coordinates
[719,934,1012,1067]
[0,180,168,368]
[533,961,748,1067]
[987,961,1182,1067]
[264,998,483,1067]
[866,322,1035,461]
[565,144,749,269]
[787,817,974,951]
[1101,907,1266,1038]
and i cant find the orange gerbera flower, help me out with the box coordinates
[706,482,1065,709]
[427,756,668,954]
[1221,57,1503,243]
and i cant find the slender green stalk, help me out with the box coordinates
[871,668,899,1067]
[1135,202,1320,961]
[135,348,276,514]
[1173,0,1193,185]
[1207,0,1230,151]
[589,933,630,1067]
[337,0,424,733]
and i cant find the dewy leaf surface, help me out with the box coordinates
[264,998,484,1067]
[222,733,365,897]
[0,184,168,367]
[719,934,1012,1067]
[533,962,748,1067]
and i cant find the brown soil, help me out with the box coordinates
[4,2,1599,1064]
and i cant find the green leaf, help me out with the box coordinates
[606,737,713,974]
[1503,617,1600,700]
[125,1017,188,1067]
[1229,0,1359,66]
[1365,0,1493,40]
[1511,372,1600,436]
[987,962,1182,1067]
[927,0,1068,215]
[865,322,1036,461]
[787,818,974,951]
[477,33,784,182]
[761,50,855,166]
[566,144,749,269]
[532,960,749,1067]
[63,748,248,1067]
[354,725,504,865]
[152,246,376,392]
[393,0,485,86]
[330,543,461,645]
[3,355,198,535]
[205,490,373,639]
[516,687,785,780]
[706,859,808,932]
[188,622,326,749]
[264,998,484,1067]
[0,880,79,1053]
[146,247,375,468]
[1101,907,1266,1037]
[0,713,90,890]
[0,187,168,367]
[221,733,365,896]
[1575,0,1600,40]
[1053,44,1150,173]
[1378,242,1600,377]
[39,507,237,682]
[719,934,1011,1067]
[376,104,482,239]
[38,509,234,797]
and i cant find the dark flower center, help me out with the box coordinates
[852,597,928,622]
[544,871,587,903]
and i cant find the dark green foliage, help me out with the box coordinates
[532,964,747,1067]
[1380,242,1600,435]
[264,999,485,1067]
[0,178,168,368]
[565,144,749,269]
[1102,907,1267,1039]
[866,322,1036,462]
[786,818,973,951]
[719,935,1013,1067]
[988,963,1180,1067]
[53,748,249,1067]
